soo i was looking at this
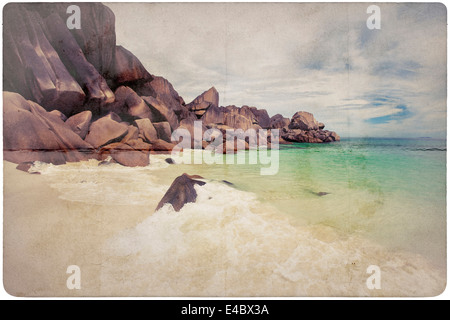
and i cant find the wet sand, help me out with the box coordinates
[3,159,446,297]
[3,160,156,296]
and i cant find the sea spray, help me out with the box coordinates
[31,158,169,206]
[100,180,444,296]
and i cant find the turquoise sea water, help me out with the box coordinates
[31,137,446,295]
[171,138,447,268]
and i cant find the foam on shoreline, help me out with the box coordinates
[3,159,446,296]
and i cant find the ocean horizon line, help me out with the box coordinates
[335,136,447,140]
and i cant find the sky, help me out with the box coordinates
[107,2,447,138]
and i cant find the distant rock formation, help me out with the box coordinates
[270,114,290,129]
[289,111,319,130]
[187,87,219,117]
[3,3,340,169]
[281,111,340,143]
[202,105,224,126]
[250,107,271,129]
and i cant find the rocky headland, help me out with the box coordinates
[3,3,339,168]
[3,3,340,210]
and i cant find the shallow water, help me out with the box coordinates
[25,138,446,296]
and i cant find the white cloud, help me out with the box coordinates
[107,2,446,138]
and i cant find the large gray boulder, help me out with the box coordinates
[134,118,158,143]
[112,46,153,86]
[65,111,92,139]
[3,4,86,116]
[108,86,152,121]
[270,114,290,129]
[249,107,271,129]
[289,111,320,130]
[3,92,94,164]
[85,114,128,148]
[135,76,187,122]
[3,3,156,117]
[43,11,115,109]
[109,143,149,167]
[66,3,117,79]
[153,122,172,143]
[201,105,224,125]
[142,96,179,131]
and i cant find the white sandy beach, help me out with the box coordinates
[3,158,446,297]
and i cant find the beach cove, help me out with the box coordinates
[2,3,446,297]
[3,138,446,296]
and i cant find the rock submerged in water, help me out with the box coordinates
[222,180,234,186]
[156,173,206,212]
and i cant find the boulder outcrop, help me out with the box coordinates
[66,111,92,139]
[289,111,319,130]
[134,118,158,143]
[187,87,219,117]
[281,112,340,143]
[108,86,152,121]
[250,107,271,129]
[3,92,93,164]
[112,46,153,86]
[270,114,290,129]
[3,3,340,171]
[85,114,128,148]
